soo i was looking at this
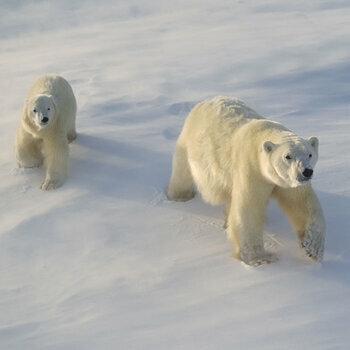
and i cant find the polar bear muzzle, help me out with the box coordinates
[40,116,49,125]
[302,168,313,179]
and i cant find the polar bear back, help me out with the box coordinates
[181,96,292,151]
[177,96,294,204]
[202,96,263,121]
[180,97,265,146]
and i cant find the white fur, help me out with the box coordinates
[167,96,325,266]
[15,75,77,190]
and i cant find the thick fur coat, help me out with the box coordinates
[167,96,325,266]
[15,75,77,190]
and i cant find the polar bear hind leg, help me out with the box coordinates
[272,184,325,260]
[167,142,195,201]
[67,111,77,143]
[67,129,77,143]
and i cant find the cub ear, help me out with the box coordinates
[263,141,276,154]
[308,136,319,152]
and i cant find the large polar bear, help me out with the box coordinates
[167,96,325,266]
[15,75,77,190]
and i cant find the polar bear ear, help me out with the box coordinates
[308,136,319,152]
[263,141,276,154]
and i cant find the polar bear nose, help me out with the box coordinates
[42,117,49,123]
[302,168,313,178]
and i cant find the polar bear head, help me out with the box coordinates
[25,94,57,131]
[262,137,319,188]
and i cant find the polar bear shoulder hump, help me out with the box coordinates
[196,96,264,121]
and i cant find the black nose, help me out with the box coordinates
[302,168,313,178]
[42,117,49,123]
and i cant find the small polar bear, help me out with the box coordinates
[167,96,325,266]
[15,75,77,190]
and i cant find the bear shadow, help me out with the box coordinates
[66,96,197,201]
[68,133,172,201]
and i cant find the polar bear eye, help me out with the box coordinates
[47,107,50,111]
[33,109,37,113]
[285,155,292,160]
[309,154,312,158]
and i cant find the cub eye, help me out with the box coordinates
[33,109,37,113]
[285,155,292,160]
[47,107,50,111]
[309,154,312,158]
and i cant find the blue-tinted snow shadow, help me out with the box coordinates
[68,133,172,200]
[80,96,195,127]
[67,96,196,201]
[316,191,350,282]
[255,60,350,115]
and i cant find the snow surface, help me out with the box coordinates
[1,1,350,349]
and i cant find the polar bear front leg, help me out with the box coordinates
[41,136,69,190]
[272,185,325,261]
[227,184,277,266]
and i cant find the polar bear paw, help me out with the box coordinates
[239,250,278,267]
[300,228,325,261]
[166,188,195,202]
[17,156,42,168]
[40,177,64,191]
[67,130,77,143]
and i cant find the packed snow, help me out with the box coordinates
[1,1,350,349]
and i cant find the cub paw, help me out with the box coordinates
[17,158,42,168]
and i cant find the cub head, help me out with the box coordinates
[262,136,319,188]
[25,94,56,131]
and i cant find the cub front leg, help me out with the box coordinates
[41,136,69,190]
[272,184,325,261]
[15,127,43,168]
[227,183,277,266]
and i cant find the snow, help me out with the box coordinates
[1,1,350,349]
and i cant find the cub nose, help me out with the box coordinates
[42,117,49,123]
[302,168,313,178]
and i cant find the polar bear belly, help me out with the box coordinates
[188,155,232,205]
